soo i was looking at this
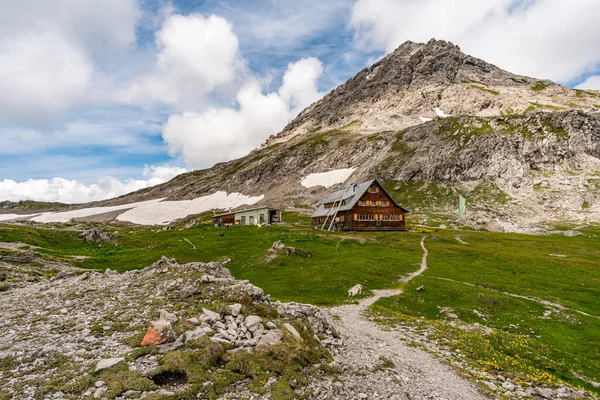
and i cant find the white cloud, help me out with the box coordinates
[0,0,140,124]
[350,0,600,83]
[0,165,186,204]
[279,58,324,115]
[0,29,93,125]
[122,14,242,109]
[162,58,324,168]
[576,76,600,90]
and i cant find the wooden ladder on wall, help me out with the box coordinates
[320,186,353,231]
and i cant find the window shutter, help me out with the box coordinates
[354,214,357,221]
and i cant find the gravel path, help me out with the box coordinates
[322,237,488,400]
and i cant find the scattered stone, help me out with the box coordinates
[266,321,278,330]
[348,284,364,297]
[244,283,264,300]
[284,323,302,340]
[186,317,199,324]
[201,308,221,323]
[534,387,554,399]
[228,303,242,317]
[257,329,284,346]
[244,315,263,333]
[79,228,115,244]
[160,310,178,324]
[563,230,582,237]
[95,357,125,372]
[416,286,425,292]
[93,386,107,399]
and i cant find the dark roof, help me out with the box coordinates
[212,206,280,218]
[311,179,409,218]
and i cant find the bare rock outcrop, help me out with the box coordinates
[0,258,337,399]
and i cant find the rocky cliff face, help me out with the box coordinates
[20,39,600,231]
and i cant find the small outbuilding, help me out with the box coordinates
[311,179,409,231]
[212,207,282,227]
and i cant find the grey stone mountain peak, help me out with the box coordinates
[273,38,567,143]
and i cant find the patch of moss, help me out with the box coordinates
[96,362,157,398]
[437,116,494,147]
[540,117,568,137]
[471,85,500,96]
[469,181,511,205]
[532,81,551,91]
[529,101,564,111]
[511,77,528,84]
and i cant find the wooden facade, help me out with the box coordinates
[311,179,408,231]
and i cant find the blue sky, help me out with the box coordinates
[1,0,599,203]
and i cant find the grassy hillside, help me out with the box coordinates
[1,219,599,394]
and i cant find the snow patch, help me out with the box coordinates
[419,116,433,122]
[0,214,35,222]
[116,192,264,225]
[30,201,155,223]
[435,108,451,118]
[301,168,356,189]
[15,192,264,225]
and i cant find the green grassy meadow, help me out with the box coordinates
[1,218,599,393]
[370,227,600,395]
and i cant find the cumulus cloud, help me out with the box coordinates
[122,14,242,109]
[576,76,600,90]
[0,0,140,124]
[0,165,186,204]
[350,0,600,83]
[162,57,324,168]
[279,58,324,115]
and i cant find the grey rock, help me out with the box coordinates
[257,329,284,346]
[201,308,220,323]
[95,357,125,372]
[184,327,206,344]
[244,283,264,300]
[283,323,302,340]
[93,386,108,399]
[228,303,242,317]
[266,321,278,330]
[244,315,263,332]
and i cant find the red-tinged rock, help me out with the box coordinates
[141,317,176,346]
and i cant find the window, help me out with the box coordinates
[249,216,255,225]
[359,200,367,206]
[381,201,388,207]
[356,214,375,221]
[241,216,246,225]
[260,214,265,223]
[368,186,379,193]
